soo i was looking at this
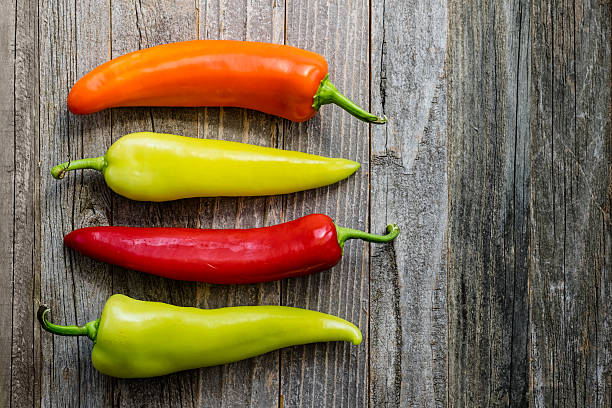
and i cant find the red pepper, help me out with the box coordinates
[64,214,399,284]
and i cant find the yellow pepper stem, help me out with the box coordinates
[37,305,99,341]
[51,156,106,179]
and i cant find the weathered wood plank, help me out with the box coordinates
[447,0,532,405]
[0,1,16,407]
[281,1,370,406]
[193,0,285,406]
[106,0,286,407]
[12,0,41,406]
[529,0,611,406]
[38,0,89,405]
[109,1,201,407]
[16,0,612,406]
[370,0,448,406]
[447,0,611,406]
[38,0,112,405]
[67,1,115,406]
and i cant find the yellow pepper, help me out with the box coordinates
[38,294,362,378]
[51,132,360,201]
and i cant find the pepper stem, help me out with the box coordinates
[37,305,99,341]
[312,74,387,124]
[336,223,400,250]
[51,156,106,180]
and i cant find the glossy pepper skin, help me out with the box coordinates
[50,132,359,201]
[67,40,385,124]
[64,214,400,284]
[38,294,362,378]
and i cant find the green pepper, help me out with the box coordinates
[51,132,360,201]
[38,294,362,378]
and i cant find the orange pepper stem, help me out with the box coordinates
[312,74,387,124]
[51,156,106,179]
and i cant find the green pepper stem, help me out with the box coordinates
[312,74,387,124]
[51,156,106,180]
[336,223,400,250]
[37,305,99,341]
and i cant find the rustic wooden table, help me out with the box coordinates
[1,0,610,406]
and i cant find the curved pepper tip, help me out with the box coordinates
[37,304,50,327]
[51,156,106,180]
[37,303,99,340]
[336,222,400,249]
[386,223,400,238]
[51,163,68,179]
[372,114,387,124]
[351,327,363,345]
[313,75,388,124]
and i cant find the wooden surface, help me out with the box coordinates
[370,0,448,406]
[447,0,610,406]
[0,0,609,407]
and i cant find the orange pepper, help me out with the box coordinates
[68,40,385,123]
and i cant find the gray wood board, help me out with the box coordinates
[11,0,41,406]
[0,2,16,407]
[280,0,370,407]
[447,0,610,406]
[3,0,611,406]
[529,0,611,405]
[447,0,532,404]
[23,0,372,406]
[370,0,448,406]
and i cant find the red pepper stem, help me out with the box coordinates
[335,223,399,250]
[37,305,99,341]
[51,156,106,180]
[312,74,387,124]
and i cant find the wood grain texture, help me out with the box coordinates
[38,0,286,406]
[447,0,532,405]
[448,0,611,406]
[191,0,285,406]
[37,0,114,403]
[370,0,448,406]
[0,2,16,407]
[109,1,203,407]
[12,0,41,406]
[529,0,611,406]
[38,0,86,405]
[4,0,612,406]
[280,0,371,406]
